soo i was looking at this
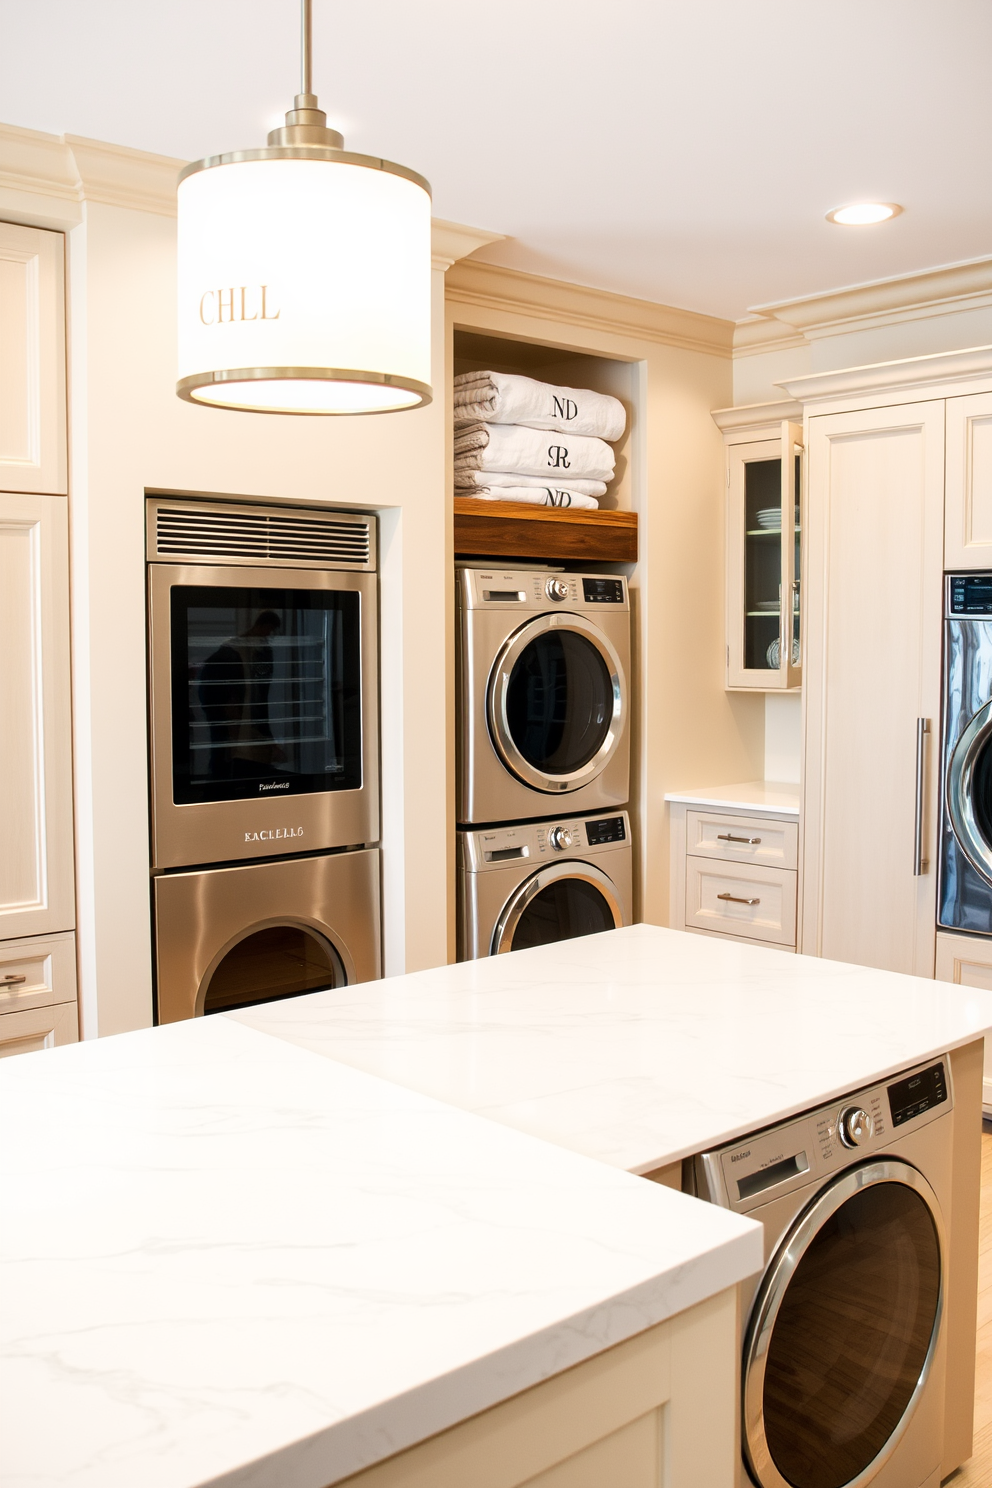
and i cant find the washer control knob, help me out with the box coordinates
[838,1106,874,1148]
[548,825,574,852]
[546,577,570,602]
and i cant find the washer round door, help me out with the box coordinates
[947,698,992,883]
[491,861,624,955]
[743,1160,944,1488]
[487,614,625,792]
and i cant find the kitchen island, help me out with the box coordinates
[4,923,992,1488]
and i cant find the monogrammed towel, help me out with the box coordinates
[453,422,615,483]
[454,468,608,497]
[454,371,626,441]
[462,486,600,510]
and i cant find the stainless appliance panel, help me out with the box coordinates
[457,567,631,824]
[154,847,381,1022]
[457,811,632,959]
[148,562,378,869]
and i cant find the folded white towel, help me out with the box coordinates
[453,422,615,483]
[462,486,600,510]
[454,371,625,441]
[454,468,607,497]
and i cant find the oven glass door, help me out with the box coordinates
[743,1162,942,1488]
[171,584,361,804]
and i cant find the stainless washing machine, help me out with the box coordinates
[154,848,381,1022]
[939,571,992,935]
[693,1057,953,1488]
[457,810,632,960]
[457,566,630,825]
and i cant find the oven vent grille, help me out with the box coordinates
[154,507,372,568]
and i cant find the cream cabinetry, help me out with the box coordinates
[713,405,803,691]
[801,400,944,975]
[0,218,76,1055]
[337,1288,738,1488]
[935,931,992,1112]
[945,391,992,569]
[0,221,67,496]
[667,785,800,951]
[0,493,75,942]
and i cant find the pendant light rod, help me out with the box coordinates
[301,0,313,99]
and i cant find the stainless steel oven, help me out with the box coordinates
[147,497,378,870]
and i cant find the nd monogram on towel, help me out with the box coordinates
[552,395,578,422]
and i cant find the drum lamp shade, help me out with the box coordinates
[176,152,433,415]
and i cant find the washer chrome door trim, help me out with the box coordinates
[487,613,625,793]
[742,1158,945,1488]
[490,860,623,955]
[947,698,992,883]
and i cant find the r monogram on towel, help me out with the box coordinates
[548,444,571,468]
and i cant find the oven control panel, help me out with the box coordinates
[695,1055,952,1214]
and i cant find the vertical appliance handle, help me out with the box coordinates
[914,717,930,876]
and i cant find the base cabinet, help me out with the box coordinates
[669,796,799,952]
[936,931,992,1112]
[0,930,77,1057]
[336,1288,738,1488]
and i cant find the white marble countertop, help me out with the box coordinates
[1,1010,760,1488]
[664,779,801,815]
[231,924,992,1174]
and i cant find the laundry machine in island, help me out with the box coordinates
[457,809,631,959]
[457,566,630,824]
[692,1058,955,1488]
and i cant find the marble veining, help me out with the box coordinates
[1,1011,759,1488]
[230,924,992,1173]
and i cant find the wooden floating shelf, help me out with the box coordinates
[453,498,637,563]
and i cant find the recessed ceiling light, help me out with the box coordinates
[826,202,903,226]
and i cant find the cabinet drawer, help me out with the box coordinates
[0,931,76,1015]
[0,1000,77,1058]
[685,858,797,946]
[686,810,798,869]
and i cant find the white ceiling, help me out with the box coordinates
[2,0,991,321]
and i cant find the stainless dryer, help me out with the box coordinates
[458,810,632,959]
[457,566,630,824]
[693,1058,953,1488]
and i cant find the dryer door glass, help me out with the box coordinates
[509,877,618,951]
[202,925,345,1014]
[504,631,613,774]
[746,1171,941,1488]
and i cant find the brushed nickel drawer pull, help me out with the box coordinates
[717,833,761,845]
[1,973,26,985]
[717,893,760,906]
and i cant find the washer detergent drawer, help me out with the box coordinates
[684,859,797,945]
[686,810,798,869]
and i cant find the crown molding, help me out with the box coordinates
[778,343,992,404]
[733,316,805,357]
[751,255,992,338]
[65,134,184,216]
[711,398,804,432]
[431,218,505,271]
[446,258,734,357]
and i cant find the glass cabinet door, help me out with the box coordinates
[727,421,803,690]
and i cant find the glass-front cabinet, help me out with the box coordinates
[724,418,804,690]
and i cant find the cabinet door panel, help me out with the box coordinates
[684,858,797,945]
[0,494,74,937]
[802,402,943,974]
[0,999,77,1059]
[945,392,992,570]
[0,221,66,495]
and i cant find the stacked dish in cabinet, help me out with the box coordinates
[456,564,632,959]
[453,371,625,510]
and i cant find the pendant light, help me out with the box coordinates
[175,0,432,415]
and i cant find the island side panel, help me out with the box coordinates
[944,1037,984,1479]
[333,1288,738,1488]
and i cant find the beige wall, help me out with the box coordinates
[63,196,451,1036]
